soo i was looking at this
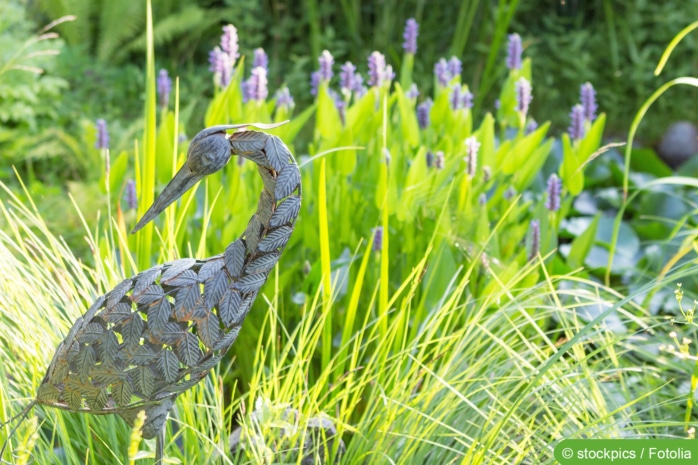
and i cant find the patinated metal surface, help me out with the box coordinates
[34,125,301,439]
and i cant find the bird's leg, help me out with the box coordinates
[155,424,165,465]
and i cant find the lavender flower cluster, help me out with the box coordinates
[568,82,598,140]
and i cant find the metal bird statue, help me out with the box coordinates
[0,123,301,464]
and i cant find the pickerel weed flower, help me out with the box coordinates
[426,151,434,168]
[545,173,561,212]
[434,58,450,87]
[340,62,357,94]
[243,67,268,102]
[368,51,393,87]
[406,83,419,100]
[403,18,418,54]
[528,219,540,261]
[464,136,480,178]
[209,47,232,87]
[275,87,294,110]
[125,179,137,210]
[157,69,172,109]
[515,77,532,116]
[95,118,109,149]
[310,71,321,96]
[220,24,239,64]
[450,85,463,111]
[448,56,462,79]
[506,33,522,70]
[372,226,384,252]
[569,104,585,140]
[417,98,433,129]
[318,50,334,81]
[580,82,597,122]
[461,89,473,109]
[253,48,268,71]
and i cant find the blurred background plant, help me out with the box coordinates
[3,0,698,462]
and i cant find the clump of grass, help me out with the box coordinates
[1,179,692,464]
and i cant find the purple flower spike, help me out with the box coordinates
[406,83,419,100]
[209,47,231,87]
[569,104,586,140]
[515,77,532,116]
[461,89,473,109]
[125,179,137,210]
[506,33,522,70]
[426,151,434,168]
[340,62,357,93]
[368,51,390,86]
[581,82,597,122]
[448,56,462,79]
[221,24,239,64]
[403,18,419,54]
[449,84,463,111]
[275,87,295,110]
[318,50,334,81]
[95,118,109,149]
[528,219,540,261]
[464,136,480,178]
[434,58,450,87]
[157,69,172,109]
[545,173,561,212]
[253,48,268,71]
[417,98,433,130]
[372,226,383,252]
[244,67,268,102]
[309,71,321,96]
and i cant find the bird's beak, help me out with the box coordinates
[131,164,203,233]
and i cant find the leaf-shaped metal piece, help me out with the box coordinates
[213,326,241,352]
[75,346,96,383]
[132,366,155,398]
[148,298,172,330]
[225,240,245,278]
[244,215,264,254]
[161,258,196,283]
[64,387,83,411]
[102,302,133,324]
[235,273,268,294]
[270,197,301,228]
[132,284,164,305]
[133,267,162,296]
[196,312,221,349]
[112,380,132,407]
[197,257,224,282]
[274,164,301,200]
[258,226,293,252]
[122,313,144,348]
[98,331,119,367]
[78,323,104,344]
[204,271,227,310]
[107,279,133,310]
[174,285,199,320]
[37,384,60,403]
[264,135,289,172]
[176,333,202,366]
[246,253,281,274]
[162,269,198,287]
[228,130,267,155]
[218,290,242,327]
[158,350,180,384]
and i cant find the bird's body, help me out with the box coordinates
[2,123,301,462]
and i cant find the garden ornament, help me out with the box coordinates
[0,122,301,464]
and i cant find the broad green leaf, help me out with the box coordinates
[395,83,420,148]
[567,214,600,268]
[316,84,342,140]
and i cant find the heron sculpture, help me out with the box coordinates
[0,123,301,464]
